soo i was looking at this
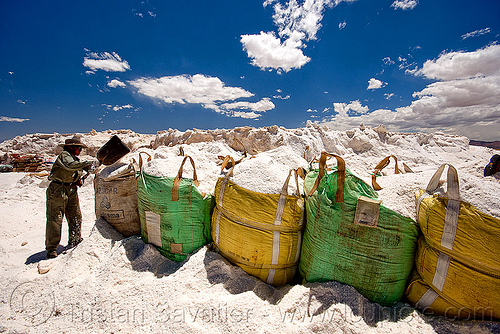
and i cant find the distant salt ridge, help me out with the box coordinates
[1,123,498,219]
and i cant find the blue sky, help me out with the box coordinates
[1,0,499,141]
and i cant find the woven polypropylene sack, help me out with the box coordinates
[137,156,214,262]
[299,152,419,306]
[211,167,305,286]
[408,164,500,320]
[94,163,140,237]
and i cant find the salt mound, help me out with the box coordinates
[230,146,308,195]
[140,141,244,195]
[98,162,133,179]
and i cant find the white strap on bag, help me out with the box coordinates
[419,164,461,250]
[268,169,302,285]
[417,164,461,293]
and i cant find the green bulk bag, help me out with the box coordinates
[299,152,419,306]
[137,154,214,261]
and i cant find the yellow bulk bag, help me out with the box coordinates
[407,164,500,320]
[406,270,481,320]
[211,158,305,286]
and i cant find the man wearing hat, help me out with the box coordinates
[45,136,93,258]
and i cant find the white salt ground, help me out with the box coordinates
[0,125,499,333]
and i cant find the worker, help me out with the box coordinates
[45,136,93,259]
[484,154,500,177]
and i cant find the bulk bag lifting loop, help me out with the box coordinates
[371,155,400,191]
[172,155,200,201]
[416,163,460,251]
[307,151,345,203]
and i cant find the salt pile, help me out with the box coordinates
[0,124,499,333]
[230,146,308,195]
[98,162,134,179]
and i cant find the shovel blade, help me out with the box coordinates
[97,135,130,165]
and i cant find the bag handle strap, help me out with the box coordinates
[425,163,460,200]
[307,151,345,203]
[372,155,400,190]
[219,155,236,176]
[279,169,302,196]
[138,152,152,171]
[172,155,199,201]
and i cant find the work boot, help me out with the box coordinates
[46,250,58,259]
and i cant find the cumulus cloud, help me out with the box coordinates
[241,32,310,73]
[321,44,500,140]
[367,78,385,90]
[339,21,347,30]
[0,116,29,122]
[108,79,126,88]
[391,0,418,10]
[415,44,500,80]
[129,74,275,119]
[241,0,355,72]
[334,100,369,115]
[83,52,131,72]
[461,27,490,40]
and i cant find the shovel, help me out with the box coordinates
[81,135,130,184]
[97,135,131,165]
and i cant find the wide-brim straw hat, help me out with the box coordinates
[59,136,88,148]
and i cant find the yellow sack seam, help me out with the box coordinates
[212,244,299,270]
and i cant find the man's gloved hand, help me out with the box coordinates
[83,161,95,172]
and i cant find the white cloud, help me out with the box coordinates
[83,52,131,72]
[17,100,26,104]
[108,79,126,88]
[391,0,418,10]
[367,78,385,90]
[461,27,491,40]
[103,104,135,112]
[339,21,347,30]
[384,93,395,100]
[241,31,310,73]
[114,104,133,112]
[334,100,369,116]
[220,98,275,113]
[232,111,262,119]
[242,0,355,72]
[0,116,29,122]
[263,0,277,7]
[382,57,395,65]
[129,74,274,118]
[321,44,500,140]
[416,44,500,80]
